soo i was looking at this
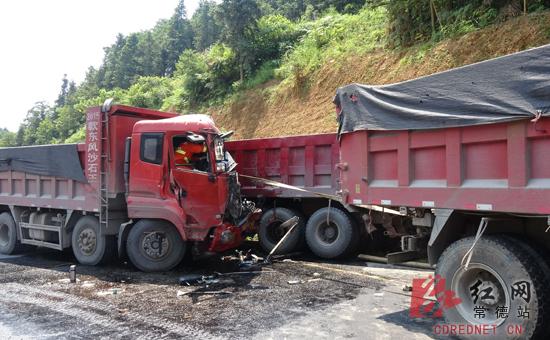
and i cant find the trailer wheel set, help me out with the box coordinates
[258,206,359,259]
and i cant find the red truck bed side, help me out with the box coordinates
[340,118,550,214]
[226,133,339,198]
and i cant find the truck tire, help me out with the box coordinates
[71,216,115,266]
[126,220,186,272]
[258,208,304,254]
[0,212,19,255]
[305,207,357,259]
[436,236,550,340]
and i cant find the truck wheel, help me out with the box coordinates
[126,220,186,272]
[0,212,19,255]
[258,208,304,254]
[436,236,550,339]
[305,207,357,259]
[71,216,114,266]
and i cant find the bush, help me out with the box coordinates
[388,0,550,47]
[277,6,387,82]
[253,15,301,65]
[238,60,279,90]
[172,44,239,108]
[65,126,86,144]
[123,76,174,109]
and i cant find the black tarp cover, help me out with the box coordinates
[334,44,550,133]
[0,144,87,182]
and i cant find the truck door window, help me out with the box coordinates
[173,136,209,172]
[140,133,164,164]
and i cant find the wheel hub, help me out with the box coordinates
[0,223,9,247]
[78,228,97,256]
[318,222,338,243]
[451,263,509,326]
[142,232,169,260]
[268,221,287,241]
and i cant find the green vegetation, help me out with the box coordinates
[2,0,549,147]
[386,0,550,46]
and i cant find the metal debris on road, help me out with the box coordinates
[177,290,232,296]
[264,216,299,264]
[179,273,225,286]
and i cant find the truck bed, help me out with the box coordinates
[0,143,98,211]
[226,133,339,198]
[340,118,550,214]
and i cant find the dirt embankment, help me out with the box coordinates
[209,12,550,140]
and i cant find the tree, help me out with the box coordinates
[55,74,70,107]
[163,0,194,75]
[218,0,261,82]
[254,15,299,64]
[264,0,307,19]
[0,128,16,147]
[119,33,141,88]
[98,33,127,88]
[191,0,222,51]
[18,102,55,145]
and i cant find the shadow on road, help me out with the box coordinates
[379,308,460,340]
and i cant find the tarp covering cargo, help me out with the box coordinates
[0,144,86,182]
[334,44,550,133]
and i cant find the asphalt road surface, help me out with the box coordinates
[0,249,439,339]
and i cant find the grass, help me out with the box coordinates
[276,6,388,86]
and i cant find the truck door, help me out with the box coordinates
[129,132,166,198]
[169,134,225,229]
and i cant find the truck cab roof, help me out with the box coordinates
[132,114,219,135]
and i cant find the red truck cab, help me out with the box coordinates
[125,114,250,271]
[0,101,256,272]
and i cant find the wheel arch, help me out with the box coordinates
[127,201,188,241]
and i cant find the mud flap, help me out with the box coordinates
[117,220,134,260]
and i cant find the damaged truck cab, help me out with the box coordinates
[0,101,256,272]
[125,113,252,271]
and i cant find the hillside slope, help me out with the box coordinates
[209,12,550,139]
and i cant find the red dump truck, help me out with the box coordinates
[0,101,257,272]
[227,45,550,337]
